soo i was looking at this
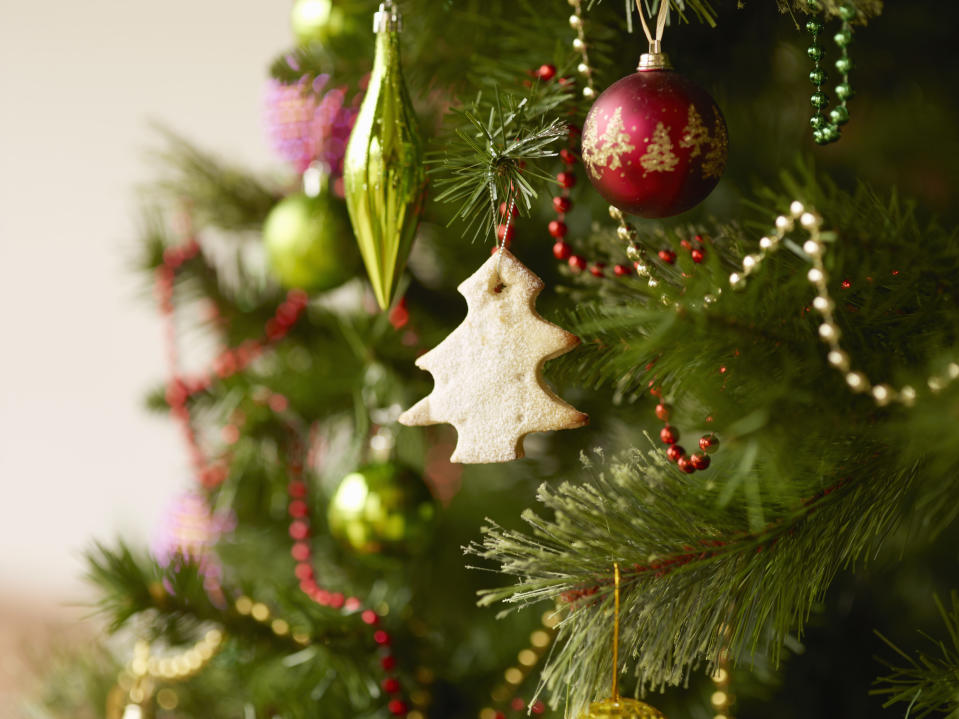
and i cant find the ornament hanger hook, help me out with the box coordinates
[373,0,401,33]
[635,1,672,70]
[612,562,621,701]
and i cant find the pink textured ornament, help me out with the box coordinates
[263,76,360,176]
[582,66,727,218]
[152,490,235,604]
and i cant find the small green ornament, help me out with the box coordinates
[263,190,357,291]
[835,56,852,73]
[290,0,346,45]
[343,0,425,311]
[810,91,829,109]
[809,114,826,130]
[328,463,436,555]
[807,45,825,61]
[808,68,826,85]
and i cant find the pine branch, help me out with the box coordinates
[85,542,359,649]
[148,128,281,232]
[470,445,917,715]
[872,592,959,719]
[429,77,572,244]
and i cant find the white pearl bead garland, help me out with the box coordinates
[726,201,958,408]
[567,0,595,99]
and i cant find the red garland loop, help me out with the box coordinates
[561,476,852,605]
[283,429,411,717]
[155,231,413,717]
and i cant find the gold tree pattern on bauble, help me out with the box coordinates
[399,249,588,463]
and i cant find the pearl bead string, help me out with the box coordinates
[710,622,735,719]
[478,610,559,719]
[109,629,225,717]
[568,0,597,100]
[729,201,958,407]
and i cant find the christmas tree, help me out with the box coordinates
[28,1,959,719]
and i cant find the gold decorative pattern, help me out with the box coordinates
[679,106,709,158]
[640,122,679,175]
[702,117,728,180]
[583,107,636,176]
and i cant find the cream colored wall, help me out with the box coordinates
[0,2,290,605]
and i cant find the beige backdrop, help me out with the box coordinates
[0,0,291,708]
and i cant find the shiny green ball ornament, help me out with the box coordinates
[290,0,346,44]
[263,191,357,291]
[328,463,435,555]
[343,0,425,311]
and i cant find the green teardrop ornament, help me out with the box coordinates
[343,2,425,311]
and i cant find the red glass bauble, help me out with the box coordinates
[582,67,727,218]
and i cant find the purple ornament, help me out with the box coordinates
[152,490,234,604]
[263,77,361,178]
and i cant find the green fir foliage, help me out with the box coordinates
[873,593,959,718]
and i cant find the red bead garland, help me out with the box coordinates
[155,221,414,717]
[652,400,718,475]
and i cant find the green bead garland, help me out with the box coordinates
[805,0,856,146]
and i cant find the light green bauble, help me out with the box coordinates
[263,191,357,291]
[290,0,347,45]
[328,463,435,555]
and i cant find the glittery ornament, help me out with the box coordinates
[262,189,358,291]
[327,463,436,554]
[399,249,588,463]
[343,0,425,310]
[263,78,359,175]
[582,63,726,218]
[580,698,665,719]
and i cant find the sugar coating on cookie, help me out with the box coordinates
[399,249,588,463]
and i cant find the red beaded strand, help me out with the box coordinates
[653,399,719,474]
[155,224,413,717]
[282,428,411,716]
[156,231,310,488]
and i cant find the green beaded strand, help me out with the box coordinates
[805,0,856,145]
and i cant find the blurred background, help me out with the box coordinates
[0,1,287,708]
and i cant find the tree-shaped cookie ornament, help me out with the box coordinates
[399,248,588,463]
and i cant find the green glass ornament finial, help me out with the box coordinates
[343,0,425,311]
